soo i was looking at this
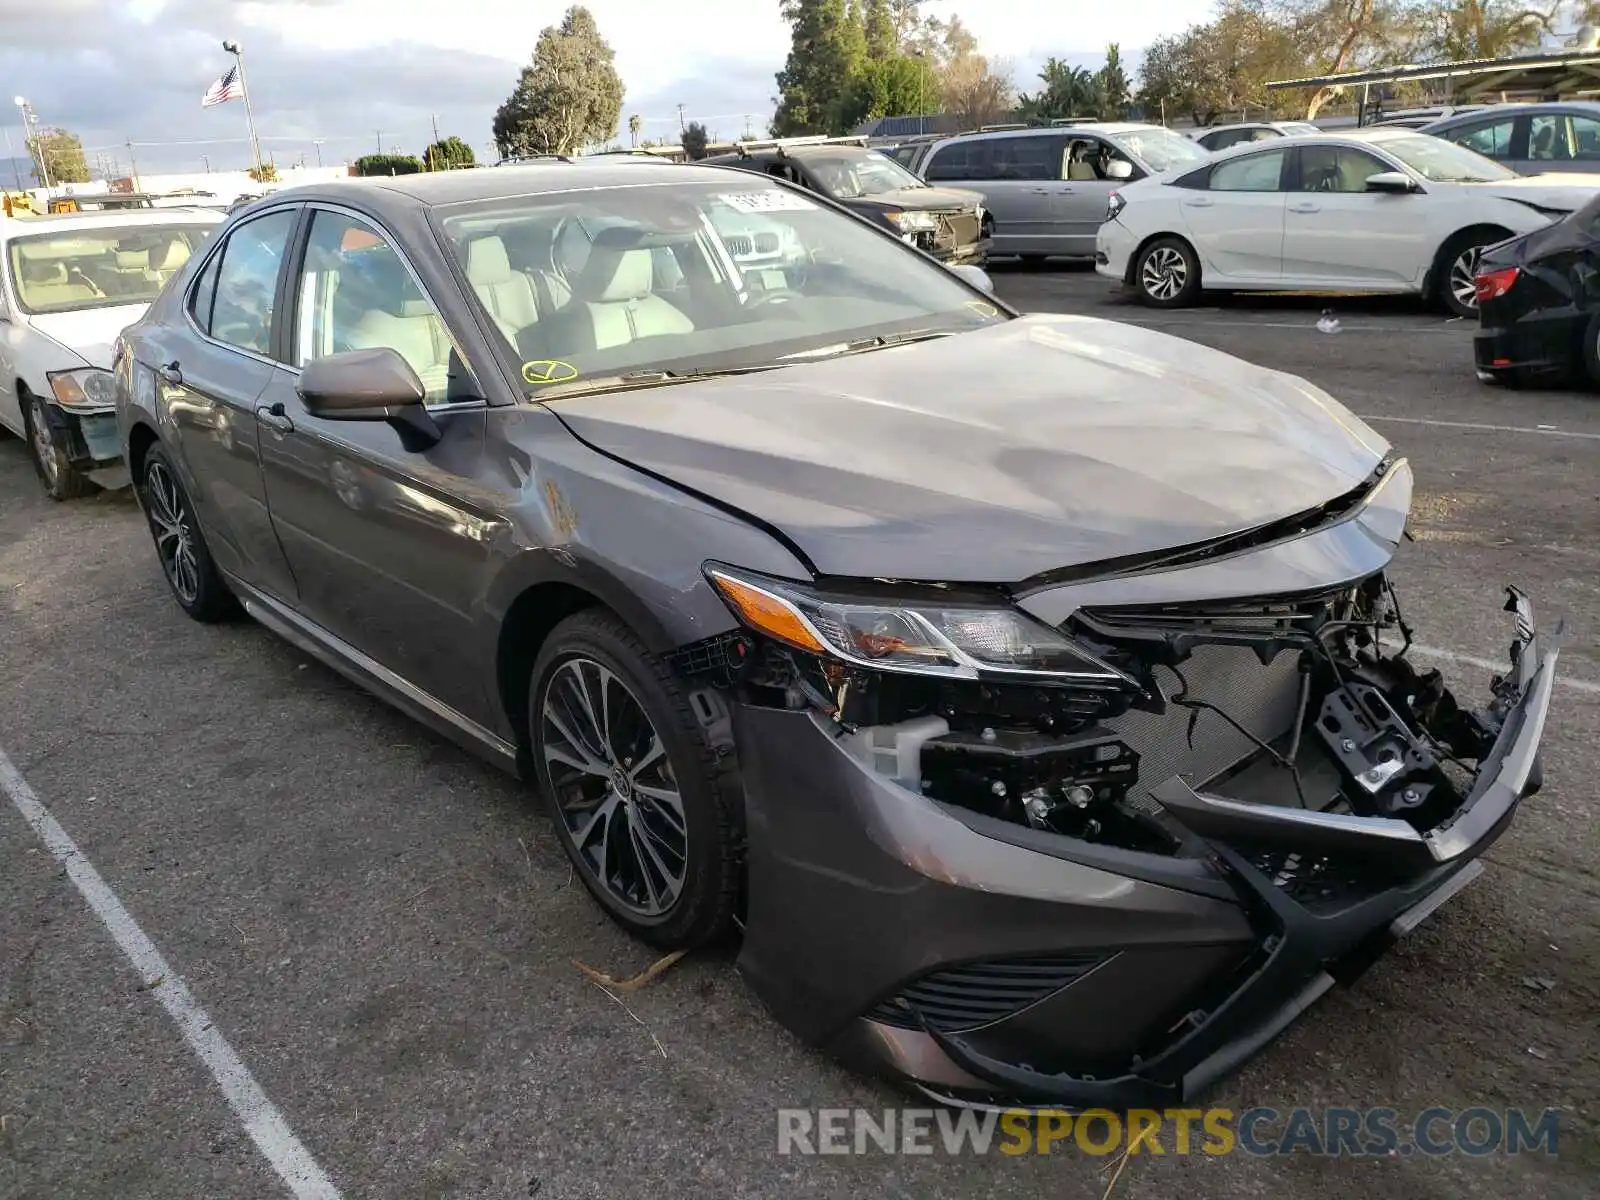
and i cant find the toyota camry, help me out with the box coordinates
[114,163,1559,1108]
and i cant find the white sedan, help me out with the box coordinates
[1096,128,1600,316]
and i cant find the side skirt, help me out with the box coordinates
[228,576,521,777]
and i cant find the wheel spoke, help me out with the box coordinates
[635,783,687,837]
[628,736,665,781]
[572,790,619,851]
[626,816,663,911]
[542,701,610,777]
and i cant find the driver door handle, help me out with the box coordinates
[1184,197,1214,207]
[257,400,295,433]
[157,360,183,386]
[1289,201,1321,214]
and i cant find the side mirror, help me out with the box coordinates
[296,347,441,446]
[1105,159,1134,181]
[949,263,995,294]
[1365,170,1417,194]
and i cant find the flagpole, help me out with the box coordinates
[223,39,263,178]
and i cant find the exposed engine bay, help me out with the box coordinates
[675,572,1528,859]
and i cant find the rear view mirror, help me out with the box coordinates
[1365,171,1416,194]
[296,347,441,447]
[949,263,995,294]
[1105,159,1134,181]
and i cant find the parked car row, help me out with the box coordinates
[96,159,1557,1111]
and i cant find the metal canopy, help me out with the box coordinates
[1267,49,1600,99]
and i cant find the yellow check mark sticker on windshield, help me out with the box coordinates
[522,359,579,385]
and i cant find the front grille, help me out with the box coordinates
[1099,643,1303,807]
[1246,848,1398,913]
[724,234,753,256]
[1082,593,1342,634]
[754,231,779,253]
[865,952,1106,1032]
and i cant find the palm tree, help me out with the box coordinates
[628,113,642,148]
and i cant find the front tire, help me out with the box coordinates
[1134,236,1201,308]
[530,610,740,950]
[1436,231,1504,319]
[22,390,96,500]
[139,445,237,622]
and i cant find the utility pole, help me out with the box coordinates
[376,130,384,154]
[677,103,686,132]
[126,139,141,193]
[221,40,264,178]
[312,139,323,167]
[430,112,441,168]
[202,153,210,173]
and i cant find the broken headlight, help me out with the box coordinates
[706,565,1132,683]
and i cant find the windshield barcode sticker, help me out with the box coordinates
[717,191,816,213]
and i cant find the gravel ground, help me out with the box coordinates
[1,265,1595,1200]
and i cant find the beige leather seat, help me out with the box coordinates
[151,238,191,283]
[568,242,693,350]
[346,299,453,397]
[465,236,540,344]
[18,260,99,308]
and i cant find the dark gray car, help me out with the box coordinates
[113,163,1560,1108]
[1423,102,1600,175]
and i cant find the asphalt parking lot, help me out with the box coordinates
[2,266,1596,1200]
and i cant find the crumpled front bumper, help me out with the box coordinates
[731,595,1559,1107]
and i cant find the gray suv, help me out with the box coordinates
[920,123,1211,260]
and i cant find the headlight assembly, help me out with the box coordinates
[884,209,939,233]
[706,566,1133,684]
[48,367,117,411]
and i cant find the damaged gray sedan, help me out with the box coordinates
[113,163,1559,1109]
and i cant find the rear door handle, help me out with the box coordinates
[157,360,183,386]
[257,400,294,434]
[1289,202,1320,213]
[1184,198,1214,207]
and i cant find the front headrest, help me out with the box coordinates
[466,236,512,285]
[23,260,68,284]
[576,247,654,303]
[116,249,150,269]
[156,240,191,271]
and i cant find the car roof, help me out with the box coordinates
[236,161,754,216]
[1424,100,1600,128]
[933,122,1169,146]
[0,206,223,240]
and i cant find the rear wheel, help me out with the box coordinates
[1134,236,1201,308]
[530,610,740,950]
[21,390,96,500]
[139,445,237,622]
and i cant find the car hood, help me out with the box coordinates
[857,186,984,210]
[25,304,149,369]
[550,315,1391,584]
[1463,172,1600,212]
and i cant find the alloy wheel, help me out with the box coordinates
[541,656,688,918]
[1141,246,1187,301]
[144,460,200,605]
[1449,245,1482,312]
[28,396,59,488]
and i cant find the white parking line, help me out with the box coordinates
[0,748,343,1200]
[1359,414,1600,442]
[1399,642,1599,696]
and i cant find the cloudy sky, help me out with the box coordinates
[0,0,1215,176]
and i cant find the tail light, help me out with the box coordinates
[1474,266,1520,303]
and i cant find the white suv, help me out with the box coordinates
[1,207,222,498]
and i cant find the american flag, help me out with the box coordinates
[202,65,245,108]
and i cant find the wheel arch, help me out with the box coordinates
[1126,229,1202,287]
[126,420,160,489]
[1427,222,1515,299]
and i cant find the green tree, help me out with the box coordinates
[682,120,710,158]
[1402,0,1556,61]
[1017,59,1104,124]
[628,113,642,146]
[247,162,280,183]
[424,135,475,170]
[773,0,862,135]
[864,0,897,57]
[29,127,89,184]
[494,5,625,156]
[1096,43,1131,120]
[354,154,424,176]
[1137,3,1306,124]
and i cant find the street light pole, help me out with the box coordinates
[312,139,323,167]
[126,139,141,193]
[13,97,51,189]
[222,40,264,177]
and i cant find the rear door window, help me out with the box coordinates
[989,136,1059,181]
[1453,117,1517,158]
[1209,148,1288,192]
[924,140,991,182]
[205,208,297,357]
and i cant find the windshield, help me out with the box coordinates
[1378,135,1518,182]
[6,223,215,315]
[802,150,927,197]
[1114,127,1210,172]
[436,179,1006,395]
